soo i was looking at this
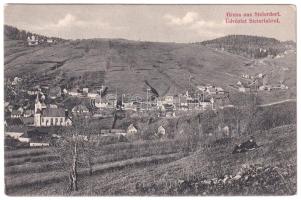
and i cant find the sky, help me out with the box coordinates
[4,4,296,42]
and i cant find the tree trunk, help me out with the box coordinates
[88,155,93,176]
[236,119,240,137]
[70,142,78,191]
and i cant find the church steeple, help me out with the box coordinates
[35,93,42,113]
[35,92,40,103]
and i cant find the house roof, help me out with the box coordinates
[158,126,165,131]
[5,124,27,132]
[5,132,24,138]
[11,110,22,115]
[21,117,34,125]
[72,104,89,113]
[49,87,61,96]
[5,118,23,126]
[24,110,34,116]
[42,107,65,117]
[127,124,137,132]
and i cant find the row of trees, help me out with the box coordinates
[4,25,63,42]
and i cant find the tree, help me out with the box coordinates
[53,117,97,191]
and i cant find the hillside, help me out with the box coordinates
[7,124,296,195]
[200,35,295,59]
[4,26,296,101]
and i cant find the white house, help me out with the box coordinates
[18,137,30,143]
[157,126,166,136]
[72,104,90,116]
[11,110,22,118]
[27,35,38,46]
[127,124,138,135]
[88,93,98,99]
[46,38,53,43]
[83,88,89,94]
[95,95,108,108]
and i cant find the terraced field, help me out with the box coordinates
[5,123,296,196]
[5,138,190,195]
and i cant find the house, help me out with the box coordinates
[165,111,176,118]
[87,93,98,99]
[199,100,211,109]
[68,88,81,97]
[18,132,31,143]
[197,85,206,92]
[27,129,51,147]
[215,87,225,94]
[73,135,88,141]
[179,95,188,110]
[259,85,266,91]
[206,87,217,95]
[34,94,72,127]
[238,86,251,93]
[30,142,50,147]
[27,89,40,96]
[157,126,166,136]
[21,117,34,125]
[163,96,174,105]
[83,88,89,95]
[46,38,53,43]
[106,94,118,109]
[11,110,22,118]
[127,124,138,135]
[187,97,199,110]
[23,110,34,117]
[17,107,24,114]
[95,95,108,108]
[48,86,62,99]
[72,104,90,116]
[27,35,38,46]
[100,129,126,136]
[5,132,24,139]
[5,118,24,127]
[257,73,264,78]
[242,73,250,79]
[63,88,68,94]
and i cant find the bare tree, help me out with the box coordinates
[53,117,97,192]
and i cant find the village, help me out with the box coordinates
[4,67,289,149]
[4,75,221,147]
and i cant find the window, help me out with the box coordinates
[41,118,44,123]
[51,118,53,125]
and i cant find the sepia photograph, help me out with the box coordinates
[3,4,297,196]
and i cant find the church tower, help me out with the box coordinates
[34,93,42,126]
[34,93,42,113]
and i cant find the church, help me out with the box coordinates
[34,94,72,127]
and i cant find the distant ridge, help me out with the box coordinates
[199,35,294,59]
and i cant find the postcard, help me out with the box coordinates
[3,4,296,196]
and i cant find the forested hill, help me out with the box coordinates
[4,25,63,42]
[199,35,295,59]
